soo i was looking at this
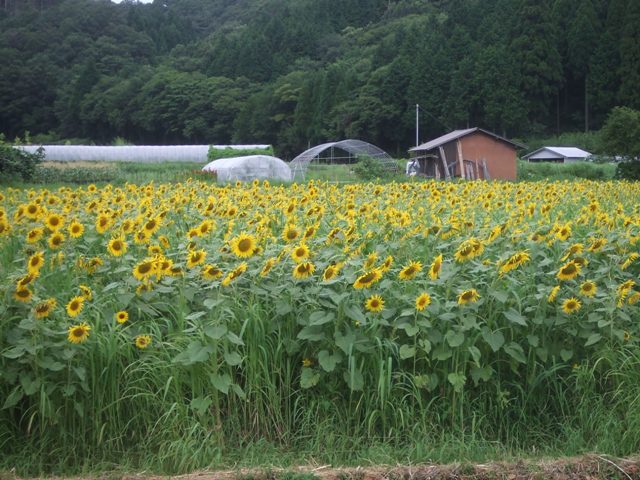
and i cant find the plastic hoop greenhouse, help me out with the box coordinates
[16,145,271,163]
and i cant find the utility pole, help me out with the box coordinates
[415,104,419,147]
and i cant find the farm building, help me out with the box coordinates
[408,128,523,180]
[16,145,271,163]
[523,146,592,163]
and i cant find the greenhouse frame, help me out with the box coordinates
[290,139,398,180]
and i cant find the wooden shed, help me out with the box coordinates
[407,128,523,180]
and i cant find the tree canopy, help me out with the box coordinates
[0,0,638,157]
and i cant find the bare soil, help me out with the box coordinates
[4,455,639,480]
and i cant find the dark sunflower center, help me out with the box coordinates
[238,239,252,252]
[139,263,152,274]
[462,291,473,300]
[73,328,84,337]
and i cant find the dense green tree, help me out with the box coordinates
[618,1,640,109]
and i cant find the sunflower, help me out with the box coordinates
[79,285,92,301]
[304,225,317,239]
[457,289,480,305]
[25,202,40,219]
[66,296,85,317]
[95,214,111,234]
[44,212,64,232]
[365,294,385,313]
[282,224,300,243]
[556,261,581,281]
[625,291,640,305]
[429,254,443,280]
[115,310,129,324]
[292,262,315,280]
[364,253,378,270]
[202,264,223,280]
[547,285,561,303]
[107,237,127,257]
[68,220,85,238]
[399,261,422,280]
[579,280,597,298]
[353,269,382,289]
[17,273,38,288]
[230,233,257,258]
[34,298,56,319]
[14,287,33,303]
[48,232,65,250]
[587,237,607,252]
[221,262,248,286]
[322,262,343,282]
[143,218,161,236]
[133,259,155,281]
[379,255,394,272]
[621,253,639,271]
[260,258,277,277]
[67,323,91,344]
[560,243,584,261]
[561,297,581,314]
[197,220,215,236]
[26,227,44,244]
[291,244,310,263]
[415,292,431,311]
[186,249,207,269]
[27,251,45,274]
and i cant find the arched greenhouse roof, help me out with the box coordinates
[290,139,397,180]
[16,145,271,163]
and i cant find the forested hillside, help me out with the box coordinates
[0,0,638,157]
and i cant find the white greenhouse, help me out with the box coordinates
[202,155,292,183]
[16,145,271,163]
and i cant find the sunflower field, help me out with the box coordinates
[1,179,640,472]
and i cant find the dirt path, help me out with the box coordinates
[5,455,640,480]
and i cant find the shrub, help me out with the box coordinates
[207,146,275,161]
[0,135,44,181]
[615,161,640,180]
[353,155,393,181]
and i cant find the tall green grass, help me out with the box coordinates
[517,160,615,181]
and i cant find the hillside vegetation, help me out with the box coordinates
[0,0,638,158]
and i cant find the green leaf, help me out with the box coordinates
[203,298,224,310]
[308,311,335,326]
[2,387,23,409]
[226,332,244,346]
[38,357,65,371]
[402,324,419,337]
[185,311,207,321]
[527,335,539,347]
[343,303,365,323]
[204,324,228,340]
[231,383,246,400]
[432,346,452,361]
[560,349,573,361]
[318,350,341,372]
[468,346,481,364]
[482,329,505,352]
[470,366,493,385]
[2,346,25,359]
[173,341,214,365]
[399,344,416,359]
[445,330,465,347]
[224,350,242,366]
[297,325,326,342]
[335,331,356,355]
[190,396,212,416]
[503,342,527,364]
[585,333,602,347]
[344,368,364,391]
[447,372,466,393]
[504,308,527,326]
[536,347,549,362]
[300,367,320,389]
[275,301,293,316]
[489,289,508,303]
[209,373,232,394]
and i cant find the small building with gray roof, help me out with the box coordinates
[523,147,592,163]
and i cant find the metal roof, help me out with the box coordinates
[523,147,592,159]
[409,128,524,152]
